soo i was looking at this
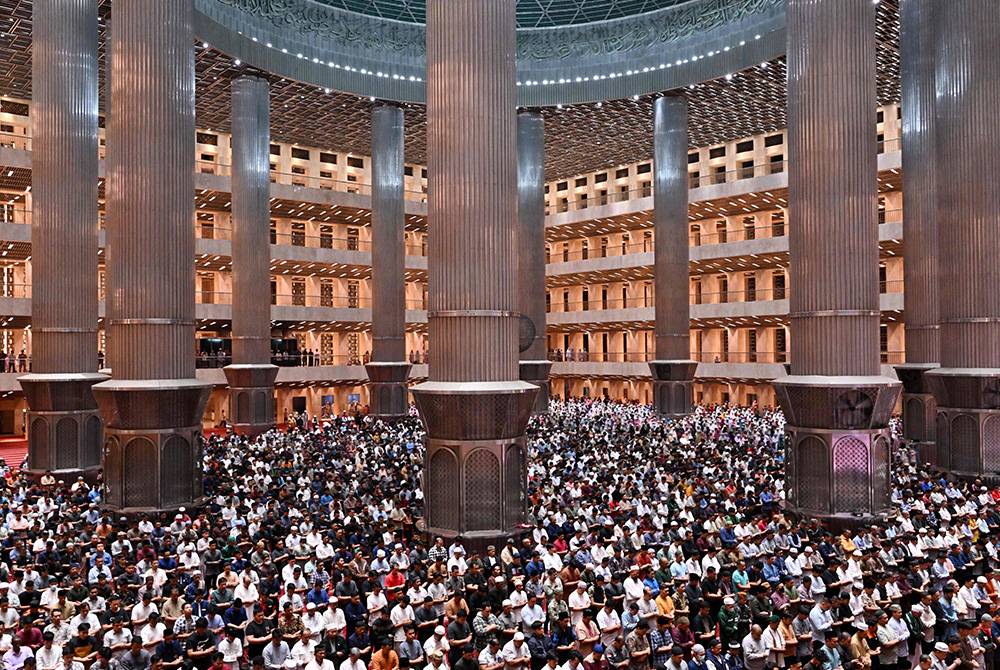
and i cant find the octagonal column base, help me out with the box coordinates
[774,375,901,520]
[519,360,552,414]
[93,379,211,512]
[224,364,279,437]
[412,380,537,543]
[925,368,1000,478]
[365,361,412,418]
[19,373,108,482]
[648,360,697,417]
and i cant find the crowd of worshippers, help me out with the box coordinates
[3,400,1000,670]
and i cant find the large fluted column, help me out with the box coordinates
[93,0,210,511]
[926,1,1000,478]
[773,0,900,520]
[224,76,278,436]
[365,103,411,418]
[894,0,939,464]
[20,0,107,481]
[649,95,697,417]
[516,110,551,414]
[412,0,536,547]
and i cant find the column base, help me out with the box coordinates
[412,380,537,541]
[774,375,901,519]
[519,360,552,414]
[648,360,697,417]
[223,364,278,437]
[19,373,109,482]
[365,362,412,418]
[93,378,211,512]
[926,368,1000,478]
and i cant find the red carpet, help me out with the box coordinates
[0,436,27,469]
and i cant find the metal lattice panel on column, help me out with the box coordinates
[905,397,925,441]
[253,390,268,420]
[784,438,796,506]
[464,449,501,532]
[982,416,1000,472]
[428,448,459,530]
[162,435,194,507]
[54,418,77,470]
[30,419,49,470]
[504,444,524,529]
[797,436,829,513]
[936,413,951,471]
[237,392,250,422]
[83,416,102,467]
[832,436,870,514]
[872,437,890,511]
[123,437,158,509]
[951,414,980,473]
[103,437,122,508]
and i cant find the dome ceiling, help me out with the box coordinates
[311,0,693,28]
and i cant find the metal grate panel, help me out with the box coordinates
[427,447,459,531]
[797,435,829,513]
[832,436,870,514]
[464,448,502,532]
[951,413,980,473]
[83,415,102,467]
[124,437,158,509]
[982,415,1000,473]
[504,443,525,529]
[103,437,122,507]
[29,417,49,470]
[161,435,194,507]
[872,436,890,511]
[54,417,77,470]
[936,412,951,470]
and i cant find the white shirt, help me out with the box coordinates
[596,609,622,646]
[567,591,591,627]
[218,637,244,664]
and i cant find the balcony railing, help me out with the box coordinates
[694,351,787,364]
[0,283,31,299]
[548,296,654,313]
[547,209,903,261]
[548,351,654,363]
[194,161,427,202]
[692,287,790,305]
[0,131,31,151]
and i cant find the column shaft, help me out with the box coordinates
[22,0,106,478]
[649,95,696,417]
[225,76,278,435]
[895,0,939,458]
[517,111,551,414]
[774,0,899,519]
[413,0,536,548]
[366,104,410,417]
[786,0,880,377]
[94,0,210,511]
[425,0,518,383]
[926,1,1000,477]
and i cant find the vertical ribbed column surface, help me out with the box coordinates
[653,95,691,361]
[787,0,880,377]
[31,0,99,374]
[900,0,939,365]
[935,1,1000,370]
[105,0,196,381]
[371,104,406,363]
[426,0,518,383]
[230,76,272,365]
[517,110,547,362]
